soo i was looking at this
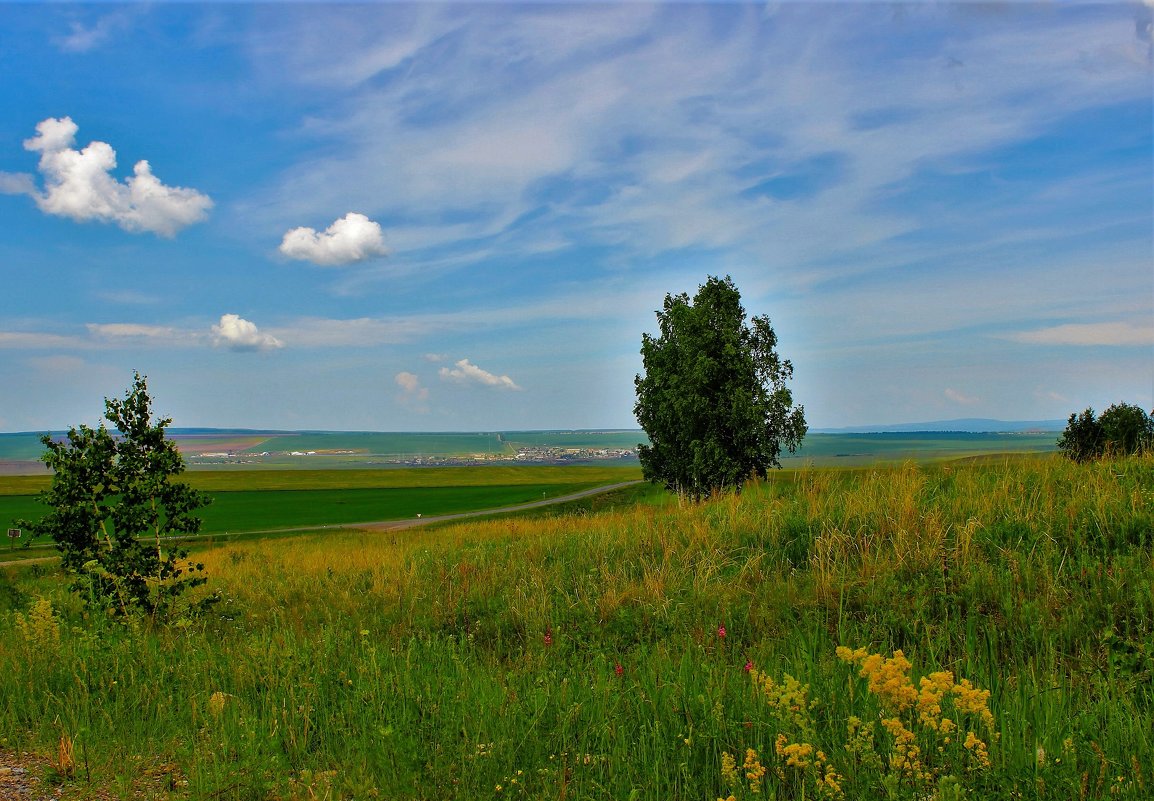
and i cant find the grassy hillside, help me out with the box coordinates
[0,456,1150,799]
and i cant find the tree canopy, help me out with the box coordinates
[634,275,806,500]
[21,373,213,618]
[1057,402,1153,462]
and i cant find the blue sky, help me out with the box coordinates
[0,2,1150,432]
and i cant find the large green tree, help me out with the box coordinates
[1058,402,1153,462]
[634,275,806,500]
[21,373,212,618]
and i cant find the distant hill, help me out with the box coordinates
[814,418,1065,434]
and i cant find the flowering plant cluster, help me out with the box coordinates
[715,646,999,801]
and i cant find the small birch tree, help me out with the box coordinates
[21,373,212,619]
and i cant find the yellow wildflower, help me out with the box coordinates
[881,717,929,782]
[835,645,869,664]
[953,679,995,731]
[744,748,767,794]
[779,740,815,769]
[13,598,60,654]
[817,761,844,798]
[207,691,228,718]
[964,730,991,769]
[917,670,954,730]
[751,669,815,735]
[720,751,738,786]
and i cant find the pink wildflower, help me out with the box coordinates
[544,628,553,647]
[717,624,727,639]
[614,663,624,677]
[744,660,754,673]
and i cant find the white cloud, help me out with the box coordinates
[85,322,200,349]
[20,117,212,237]
[394,371,430,411]
[944,388,980,406]
[0,331,88,350]
[0,172,36,195]
[87,322,180,340]
[53,13,133,53]
[267,316,433,348]
[211,314,284,352]
[438,358,522,391]
[278,212,389,266]
[244,3,1149,300]
[1007,322,1154,347]
[394,371,422,394]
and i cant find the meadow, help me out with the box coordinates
[0,454,1150,800]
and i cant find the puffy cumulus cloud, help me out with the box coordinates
[395,371,430,411]
[395,371,422,394]
[438,358,522,391]
[211,314,284,352]
[278,212,389,266]
[19,117,212,237]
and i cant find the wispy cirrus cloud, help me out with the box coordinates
[0,331,89,350]
[245,2,1149,294]
[52,10,136,53]
[1006,321,1154,347]
[87,323,183,341]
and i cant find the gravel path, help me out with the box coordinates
[0,749,54,801]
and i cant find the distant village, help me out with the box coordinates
[187,444,638,467]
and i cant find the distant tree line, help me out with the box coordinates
[1057,402,1154,462]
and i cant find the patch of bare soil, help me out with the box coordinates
[0,747,186,801]
[0,749,59,801]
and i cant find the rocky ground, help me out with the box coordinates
[0,749,57,801]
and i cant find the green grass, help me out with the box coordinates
[782,431,1058,465]
[0,466,643,536]
[0,456,1150,800]
[193,483,617,533]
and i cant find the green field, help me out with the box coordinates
[0,430,1063,473]
[0,433,49,461]
[239,431,515,456]
[503,430,645,449]
[784,431,1058,465]
[0,465,642,538]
